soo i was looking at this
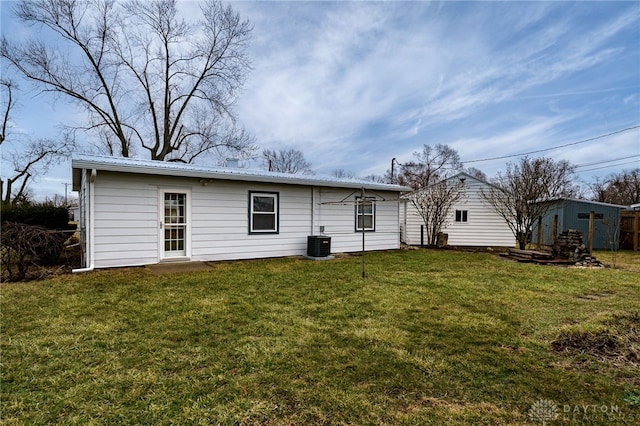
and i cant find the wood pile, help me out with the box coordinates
[552,229,584,260]
[574,254,605,268]
[501,248,554,262]
[500,229,605,267]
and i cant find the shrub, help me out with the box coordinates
[1,222,68,281]
[1,205,71,230]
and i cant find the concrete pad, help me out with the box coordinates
[303,255,335,261]
[146,261,213,275]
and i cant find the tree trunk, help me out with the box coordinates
[517,232,527,250]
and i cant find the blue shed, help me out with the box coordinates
[532,198,625,250]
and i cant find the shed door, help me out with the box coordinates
[160,190,189,259]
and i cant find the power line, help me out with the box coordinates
[577,160,640,173]
[575,154,640,169]
[464,125,640,164]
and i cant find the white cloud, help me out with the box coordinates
[3,0,639,198]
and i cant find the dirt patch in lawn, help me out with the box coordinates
[575,292,614,301]
[551,312,640,368]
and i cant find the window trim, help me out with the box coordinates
[158,187,191,261]
[248,191,279,234]
[455,209,468,223]
[355,196,376,232]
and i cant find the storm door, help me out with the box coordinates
[160,190,188,258]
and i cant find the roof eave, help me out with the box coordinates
[71,157,411,192]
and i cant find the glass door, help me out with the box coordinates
[162,192,187,258]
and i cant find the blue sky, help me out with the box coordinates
[1,0,639,200]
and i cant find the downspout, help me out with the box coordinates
[311,186,315,235]
[73,169,96,273]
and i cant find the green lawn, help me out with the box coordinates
[2,250,639,425]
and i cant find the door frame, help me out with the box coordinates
[158,187,192,261]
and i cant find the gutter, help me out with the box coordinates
[72,155,412,193]
[73,169,96,273]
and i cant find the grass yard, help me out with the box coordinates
[2,249,639,425]
[594,250,640,273]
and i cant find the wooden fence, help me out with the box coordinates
[620,211,640,251]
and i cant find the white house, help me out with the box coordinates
[71,155,410,271]
[401,172,514,247]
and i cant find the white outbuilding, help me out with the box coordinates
[72,155,410,271]
[401,172,515,247]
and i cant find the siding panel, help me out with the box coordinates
[92,172,159,267]
[403,176,514,247]
[90,171,402,268]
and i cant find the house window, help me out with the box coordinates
[577,212,604,220]
[355,197,375,232]
[455,210,468,222]
[249,192,279,234]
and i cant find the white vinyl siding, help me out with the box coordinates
[191,182,309,261]
[317,189,400,253]
[87,172,403,268]
[403,175,514,247]
[92,172,159,267]
[192,185,401,261]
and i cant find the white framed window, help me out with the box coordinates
[455,209,468,222]
[355,197,375,232]
[249,191,279,234]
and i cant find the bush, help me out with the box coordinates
[1,205,72,230]
[1,222,68,281]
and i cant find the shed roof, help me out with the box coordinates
[72,154,411,192]
[628,203,640,211]
[533,197,628,209]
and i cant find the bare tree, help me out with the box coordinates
[331,169,356,179]
[465,167,487,181]
[362,174,387,183]
[480,157,577,250]
[263,148,313,174]
[2,0,255,163]
[396,144,463,190]
[0,79,74,206]
[44,193,78,208]
[408,176,466,246]
[396,144,465,246]
[589,168,640,206]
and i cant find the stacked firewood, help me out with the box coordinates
[552,229,584,260]
[503,249,553,261]
[553,229,604,267]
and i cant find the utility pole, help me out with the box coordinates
[62,182,69,206]
[390,158,403,184]
[391,158,396,184]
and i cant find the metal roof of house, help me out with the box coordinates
[72,154,411,192]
